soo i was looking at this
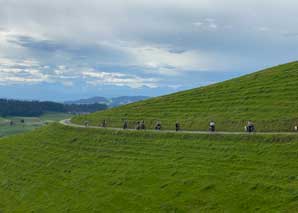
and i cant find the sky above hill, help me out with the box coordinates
[0,0,298,101]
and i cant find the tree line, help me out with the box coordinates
[0,99,107,117]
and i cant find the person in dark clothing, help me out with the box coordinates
[102,120,107,128]
[155,121,161,130]
[246,121,255,133]
[140,120,146,130]
[123,120,128,129]
[20,119,25,127]
[175,121,180,132]
[135,121,141,130]
[84,120,89,127]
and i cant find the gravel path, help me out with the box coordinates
[59,119,298,136]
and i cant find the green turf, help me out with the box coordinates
[0,113,71,137]
[73,61,298,132]
[0,124,298,212]
[39,112,72,122]
[0,117,7,122]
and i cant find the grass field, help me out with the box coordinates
[0,112,71,137]
[0,117,7,123]
[2,62,298,212]
[0,124,298,212]
[73,61,298,132]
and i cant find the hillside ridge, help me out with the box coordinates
[72,61,298,132]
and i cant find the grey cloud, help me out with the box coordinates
[1,0,298,99]
[7,36,68,52]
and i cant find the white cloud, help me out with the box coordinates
[0,57,160,88]
[82,70,159,88]
[1,0,298,98]
[0,58,49,85]
[97,40,222,75]
[0,58,76,85]
[257,27,271,32]
[192,18,218,31]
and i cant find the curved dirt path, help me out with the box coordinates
[60,119,298,136]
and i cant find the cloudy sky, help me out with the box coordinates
[1,0,298,101]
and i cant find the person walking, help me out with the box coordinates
[209,120,216,132]
[175,121,180,132]
[155,121,161,130]
[135,121,141,130]
[140,120,146,130]
[246,121,255,133]
[123,120,128,129]
[102,120,107,128]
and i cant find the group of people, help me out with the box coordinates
[130,120,256,133]
[208,120,256,133]
[84,119,108,128]
[135,120,146,130]
[8,119,25,127]
[132,120,180,131]
[132,120,162,130]
[83,119,298,133]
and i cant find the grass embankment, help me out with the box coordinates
[0,124,298,212]
[0,113,71,137]
[73,61,298,132]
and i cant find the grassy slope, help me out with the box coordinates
[0,124,298,212]
[73,61,298,132]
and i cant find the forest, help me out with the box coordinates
[0,99,107,117]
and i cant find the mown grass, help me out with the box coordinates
[39,112,72,122]
[73,61,298,132]
[0,123,298,212]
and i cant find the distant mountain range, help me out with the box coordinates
[65,96,150,107]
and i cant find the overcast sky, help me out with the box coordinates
[0,0,298,101]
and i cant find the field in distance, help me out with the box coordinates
[0,124,298,212]
[73,61,298,132]
[0,112,71,137]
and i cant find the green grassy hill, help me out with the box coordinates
[73,61,298,132]
[2,61,298,212]
[1,124,298,212]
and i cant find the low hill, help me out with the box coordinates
[65,96,150,107]
[65,96,109,105]
[73,61,298,132]
[110,96,150,107]
[1,124,298,212]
